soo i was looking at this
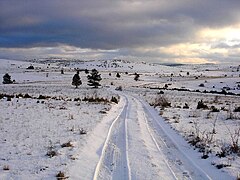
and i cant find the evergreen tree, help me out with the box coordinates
[87,69,102,88]
[3,73,13,84]
[72,71,82,88]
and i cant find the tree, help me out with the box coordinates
[87,69,102,88]
[3,73,13,84]
[72,71,82,88]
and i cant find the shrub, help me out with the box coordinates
[3,165,10,171]
[116,72,121,78]
[56,171,66,179]
[61,141,73,148]
[234,106,240,112]
[134,73,140,81]
[46,150,57,158]
[115,86,122,91]
[150,95,171,109]
[183,103,189,109]
[80,128,87,135]
[26,65,34,69]
[111,96,119,103]
[199,83,205,87]
[82,96,109,103]
[211,106,220,112]
[158,90,164,94]
[197,100,208,109]
[24,93,32,98]
[38,95,50,99]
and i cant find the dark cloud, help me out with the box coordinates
[1,0,240,49]
[0,0,240,63]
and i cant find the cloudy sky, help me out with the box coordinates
[1,0,240,64]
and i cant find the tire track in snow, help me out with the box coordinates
[127,96,178,180]
[137,97,214,180]
[93,95,131,180]
[135,97,179,180]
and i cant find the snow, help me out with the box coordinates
[0,58,239,179]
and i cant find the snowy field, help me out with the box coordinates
[0,58,239,179]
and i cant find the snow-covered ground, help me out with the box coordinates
[0,58,239,179]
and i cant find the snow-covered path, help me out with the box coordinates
[70,91,234,180]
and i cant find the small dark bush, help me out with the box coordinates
[0,94,4,99]
[201,154,209,159]
[158,90,164,94]
[61,141,73,148]
[99,110,107,114]
[183,103,189,109]
[197,100,208,109]
[116,72,121,78]
[80,128,87,135]
[115,86,122,91]
[74,98,81,101]
[82,97,109,103]
[15,93,23,98]
[26,65,34,69]
[111,96,119,103]
[38,95,50,99]
[3,165,10,171]
[188,136,201,146]
[216,164,230,169]
[199,83,205,87]
[56,171,66,179]
[46,150,57,158]
[24,93,32,98]
[150,96,171,109]
[211,106,220,112]
[233,106,240,112]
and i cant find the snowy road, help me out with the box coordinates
[70,91,233,180]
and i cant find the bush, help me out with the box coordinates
[116,72,121,78]
[115,86,122,91]
[24,93,32,98]
[3,165,10,171]
[111,96,119,103]
[158,90,164,94]
[134,73,140,81]
[183,103,189,109]
[46,150,57,158]
[150,95,171,109]
[26,65,34,69]
[199,83,205,87]
[234,106,240,112]
[197,100,208,109]
[61,141,73,148]
[56,171,66,179]
[211,106,220,112]
[80,128,87,135]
